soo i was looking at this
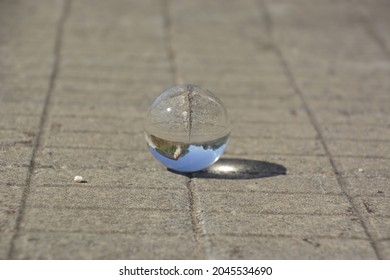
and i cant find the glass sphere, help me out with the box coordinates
[144,84,230,172]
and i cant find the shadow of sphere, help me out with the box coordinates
[192,158,287,180]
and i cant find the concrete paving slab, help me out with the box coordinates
[340,176,389,197]
[232,122,318,139]
[49,98,147,118]
[0,130,34,145]
[223,95,303,109]
[0,102,45,117]
[12,232,195,259]
[194,174,342,195]
[21,208,193,235]
[27,186,190,211]
[34,147,152,170]
[60,53,169,67]
[48,116,144,134]
[0,233,13,259]
[362,216,390,240]
[0,87,48,104]
[62,40,166,56]
[292,80,390,102]
[59,68,171,87]
[228,137,325,156]
[322,123,390,142]
[353,196,390,217]
[0,146,32,166]
[0,116,40,132]
[0,185,24,232]
[333,158,390,179]
[204,211,367,239]
[0,83,48,101]
[307,100,390,125]
[0,167,29,186]
[46,131,144,150]
[175,53,283,73]
[58,71,171,87]
[179,70,290,85]
[379,241,390,259]
[208,236,376,259]
[228,106,312,124]
[1,0,390,260]
[204,81,297,98]
[30,165,186,189]
[52,89,160,107]
[198,191,351,216]
[327,140,390,159]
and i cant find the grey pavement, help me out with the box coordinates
[0,0,389,259]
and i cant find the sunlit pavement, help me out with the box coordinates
[1,0,389,259]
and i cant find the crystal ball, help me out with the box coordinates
[144,84,231,172]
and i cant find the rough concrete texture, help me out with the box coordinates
[1,0,390,259]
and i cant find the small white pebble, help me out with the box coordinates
[74,176,84,183]
[358,168,364,172]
